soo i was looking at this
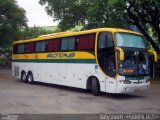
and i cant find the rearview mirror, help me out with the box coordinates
[148,50,158,62]
[116,47,124,61]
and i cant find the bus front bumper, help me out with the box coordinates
[116,81,150,93]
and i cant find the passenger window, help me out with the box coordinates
[61,38,68,51]
[61,37,75,51]
[77,34,95,51]
[48,39,60,52]
[25,42,35,53]
[36,41,47,52]
[68,37,75,50]
[13,45,18,54]
[17,44,24,54]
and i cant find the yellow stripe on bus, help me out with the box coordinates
[12,51,95,60]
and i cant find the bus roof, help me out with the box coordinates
[13,28,142,44]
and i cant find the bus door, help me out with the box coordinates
[97,32,117,93]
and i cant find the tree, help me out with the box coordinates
[85,0,128,29]
[0,0,27,66]
[39,0,160,54]
[39,0,88,30]
[39,0,127,30]
[0,0,27,48]
[116,0,160,54]
[18,26,59,40]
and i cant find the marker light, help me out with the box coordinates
[123,69,134,73]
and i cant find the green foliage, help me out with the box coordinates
[0,0,27,48]
[0,0,27,67]
[0,48,11,67]
[39,0,127,31]
[39,0,160,54]
[117,0,160,54]
[18,26,59,40]
[42,26,59,31]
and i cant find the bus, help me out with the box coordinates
[12,28,158,96]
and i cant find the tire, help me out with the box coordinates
[21,71,27,83]
[27,72,34,84]
[92,78,100,96]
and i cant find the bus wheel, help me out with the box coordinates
[27,72,34,84]
[92,78,100,96]
[21,71,27,83]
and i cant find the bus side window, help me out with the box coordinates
[68,37,75,50]
[25,42,35,53]
[48,39,60,52]
[13,45,18,54]
[61,38,68,51]
[61,37,76,51]
[35,41,47,52]
[98,33,113,48]
[17,44,25,54]
[76,34,95,52]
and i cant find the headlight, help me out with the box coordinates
[145,79,150,83]
[119,80,131,84]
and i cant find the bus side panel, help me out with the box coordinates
[40,63,67,86]
[96,68,106,92]
[67,64,93,89]
[12,62,26,79]
[12,62,16,77]
[12,62,106,92]
[12,62,19,78]
[27,62,41,82]
[105,77,117,93]
[67,63,106,92]
[12,62,41,81]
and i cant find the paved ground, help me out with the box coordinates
[0,68,160,114]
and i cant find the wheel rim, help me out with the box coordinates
[22,74,26,81]
[28,75,32,82]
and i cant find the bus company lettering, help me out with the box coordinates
[47,53,75,59]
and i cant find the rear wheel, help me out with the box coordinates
[21,71,27,83]
[27,72,34,84]
[92,78,100,96]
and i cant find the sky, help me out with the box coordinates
[16,0,58,27]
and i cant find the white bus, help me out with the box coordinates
[12,28,157,96]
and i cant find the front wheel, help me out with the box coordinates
[27,72,34,84]
[92,78,100,96]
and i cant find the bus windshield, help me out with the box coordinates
[118,50,149,76]
[115,33,146,48]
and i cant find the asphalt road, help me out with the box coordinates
[0,68,160,114]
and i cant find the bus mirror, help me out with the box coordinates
[148,50,158,62]
[116,47,124,61]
